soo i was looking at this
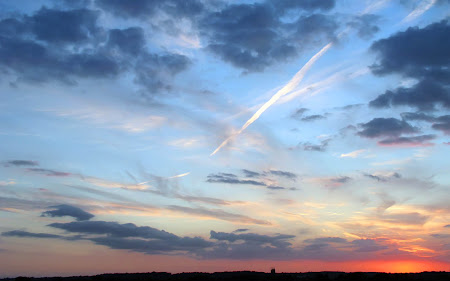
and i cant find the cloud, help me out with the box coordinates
[46,219,213,255]
[0,180,15,187]
[400,113,450,135]
[300,114,326,122]
[28,8,101,45]
[203,230,296,260]
[2,230,63,239]
[134,52,191,92]
[304,237,347,244]
[267,170,297,180]
[291,13,338,44]
[432,115,450,134]
[233,229,249,233]
[3,223,212,256]
[210,41,333,155]
[347,14,380,39]
[206,173,266,186]
[206,170,295,190]
[200,2,337,72]
[401,0,438,23]
[351,239,388,252]
[0,9,119,84]
[210,231,294,247]
[55,0,92,8]
[269,0,336,14]
[370,20,450,80]
[95,0,204,19]
[41,204,94,221]
[174,195,233,206]
[369,78,450,111]
[83,176,150,190]
[291,108,309,119]
[379,212,430,225]
[95,0,159,18]
[167,205,271,225]
[0,6,190,91]
[401,112,437,122]
[377,134,436,146]
[364,172,401,182]
[331,176,351,184]
[200,3,295,72]
[0,196,59,212]
[340,149,366,158]
[133,174,242,206]
[0,207,400,261]
[369,20,450,111]
[4,160,38,166]
[357,118,418,138]
[309,176,352,188]
[48,220,179,240]
[301,138,331,152]
[241,169,261,178]
[87,235,212,255]
[107,27,145,56]
[26,168,72,177]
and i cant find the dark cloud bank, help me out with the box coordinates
[359,20,450,145]
[347,20,450,146]
[41,204,95,221]
[0,5,190,93]
[2,204,399,260]
[0,0,380,88]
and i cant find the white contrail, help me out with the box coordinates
[168,172,190,178]
[401,0,436,23]
[137,172,190,185]
[210,42,333,156]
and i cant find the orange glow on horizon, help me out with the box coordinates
[279,259,450,273]
[2,246,449,277]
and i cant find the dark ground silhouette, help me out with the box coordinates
[2,271,450,281]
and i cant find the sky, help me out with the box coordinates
[0,0,449,276]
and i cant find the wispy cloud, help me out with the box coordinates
[27,168,72,177]
[168,172,190,179]
[167,205,272,225]
[340,149,367,158]
[83,176,151,190]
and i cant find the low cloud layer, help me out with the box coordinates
[2,204,404,261]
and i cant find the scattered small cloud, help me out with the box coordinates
[301,138,331,152]
[27,168,72,177]
[363,172,401,182]
[300,114,326,122]
[4,160,39,167]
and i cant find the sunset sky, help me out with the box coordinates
[1,0,449,277]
